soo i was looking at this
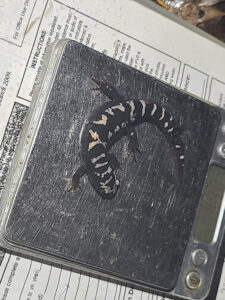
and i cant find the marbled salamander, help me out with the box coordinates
[68,79,184,199]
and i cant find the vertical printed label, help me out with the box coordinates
[180,65,208,98]
[209,78,225,108]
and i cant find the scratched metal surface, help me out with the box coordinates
[4,41,221,290]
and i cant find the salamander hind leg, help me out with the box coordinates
[107,153,121,170]
[126,128,141,163]
[65,165,87,194]
[91,78,125,102]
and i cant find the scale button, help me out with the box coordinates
[192,249,208,266]
[222,124,225,134]
[185,270,202,290]
[218,142,225,159]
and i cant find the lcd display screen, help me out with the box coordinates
[194,165,225,244]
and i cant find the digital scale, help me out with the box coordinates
[0,40,225,299]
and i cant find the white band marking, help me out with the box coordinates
[111,103,125,112]
[139,100,146,117]
[108,131,112,139]
[129,101,135,121]
[95,161,108,168]
[159,108,165,120]
[151,104,157,116]
[168,127,174,132]
[93,114,108,125]
[105,108,115,115]
[101,166,113,178]
[91,153,106,163]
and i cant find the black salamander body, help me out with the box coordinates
[69,81,185,199]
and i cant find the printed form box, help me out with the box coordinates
[0,0,36,47]
[180,65,208,98]
[209,78,225,108]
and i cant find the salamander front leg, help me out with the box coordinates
[127,128,141,163]
[65,165,87,194]
[91,78,125,102]
[107,153,121,170]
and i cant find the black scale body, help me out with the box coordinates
[70,80,185,199]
